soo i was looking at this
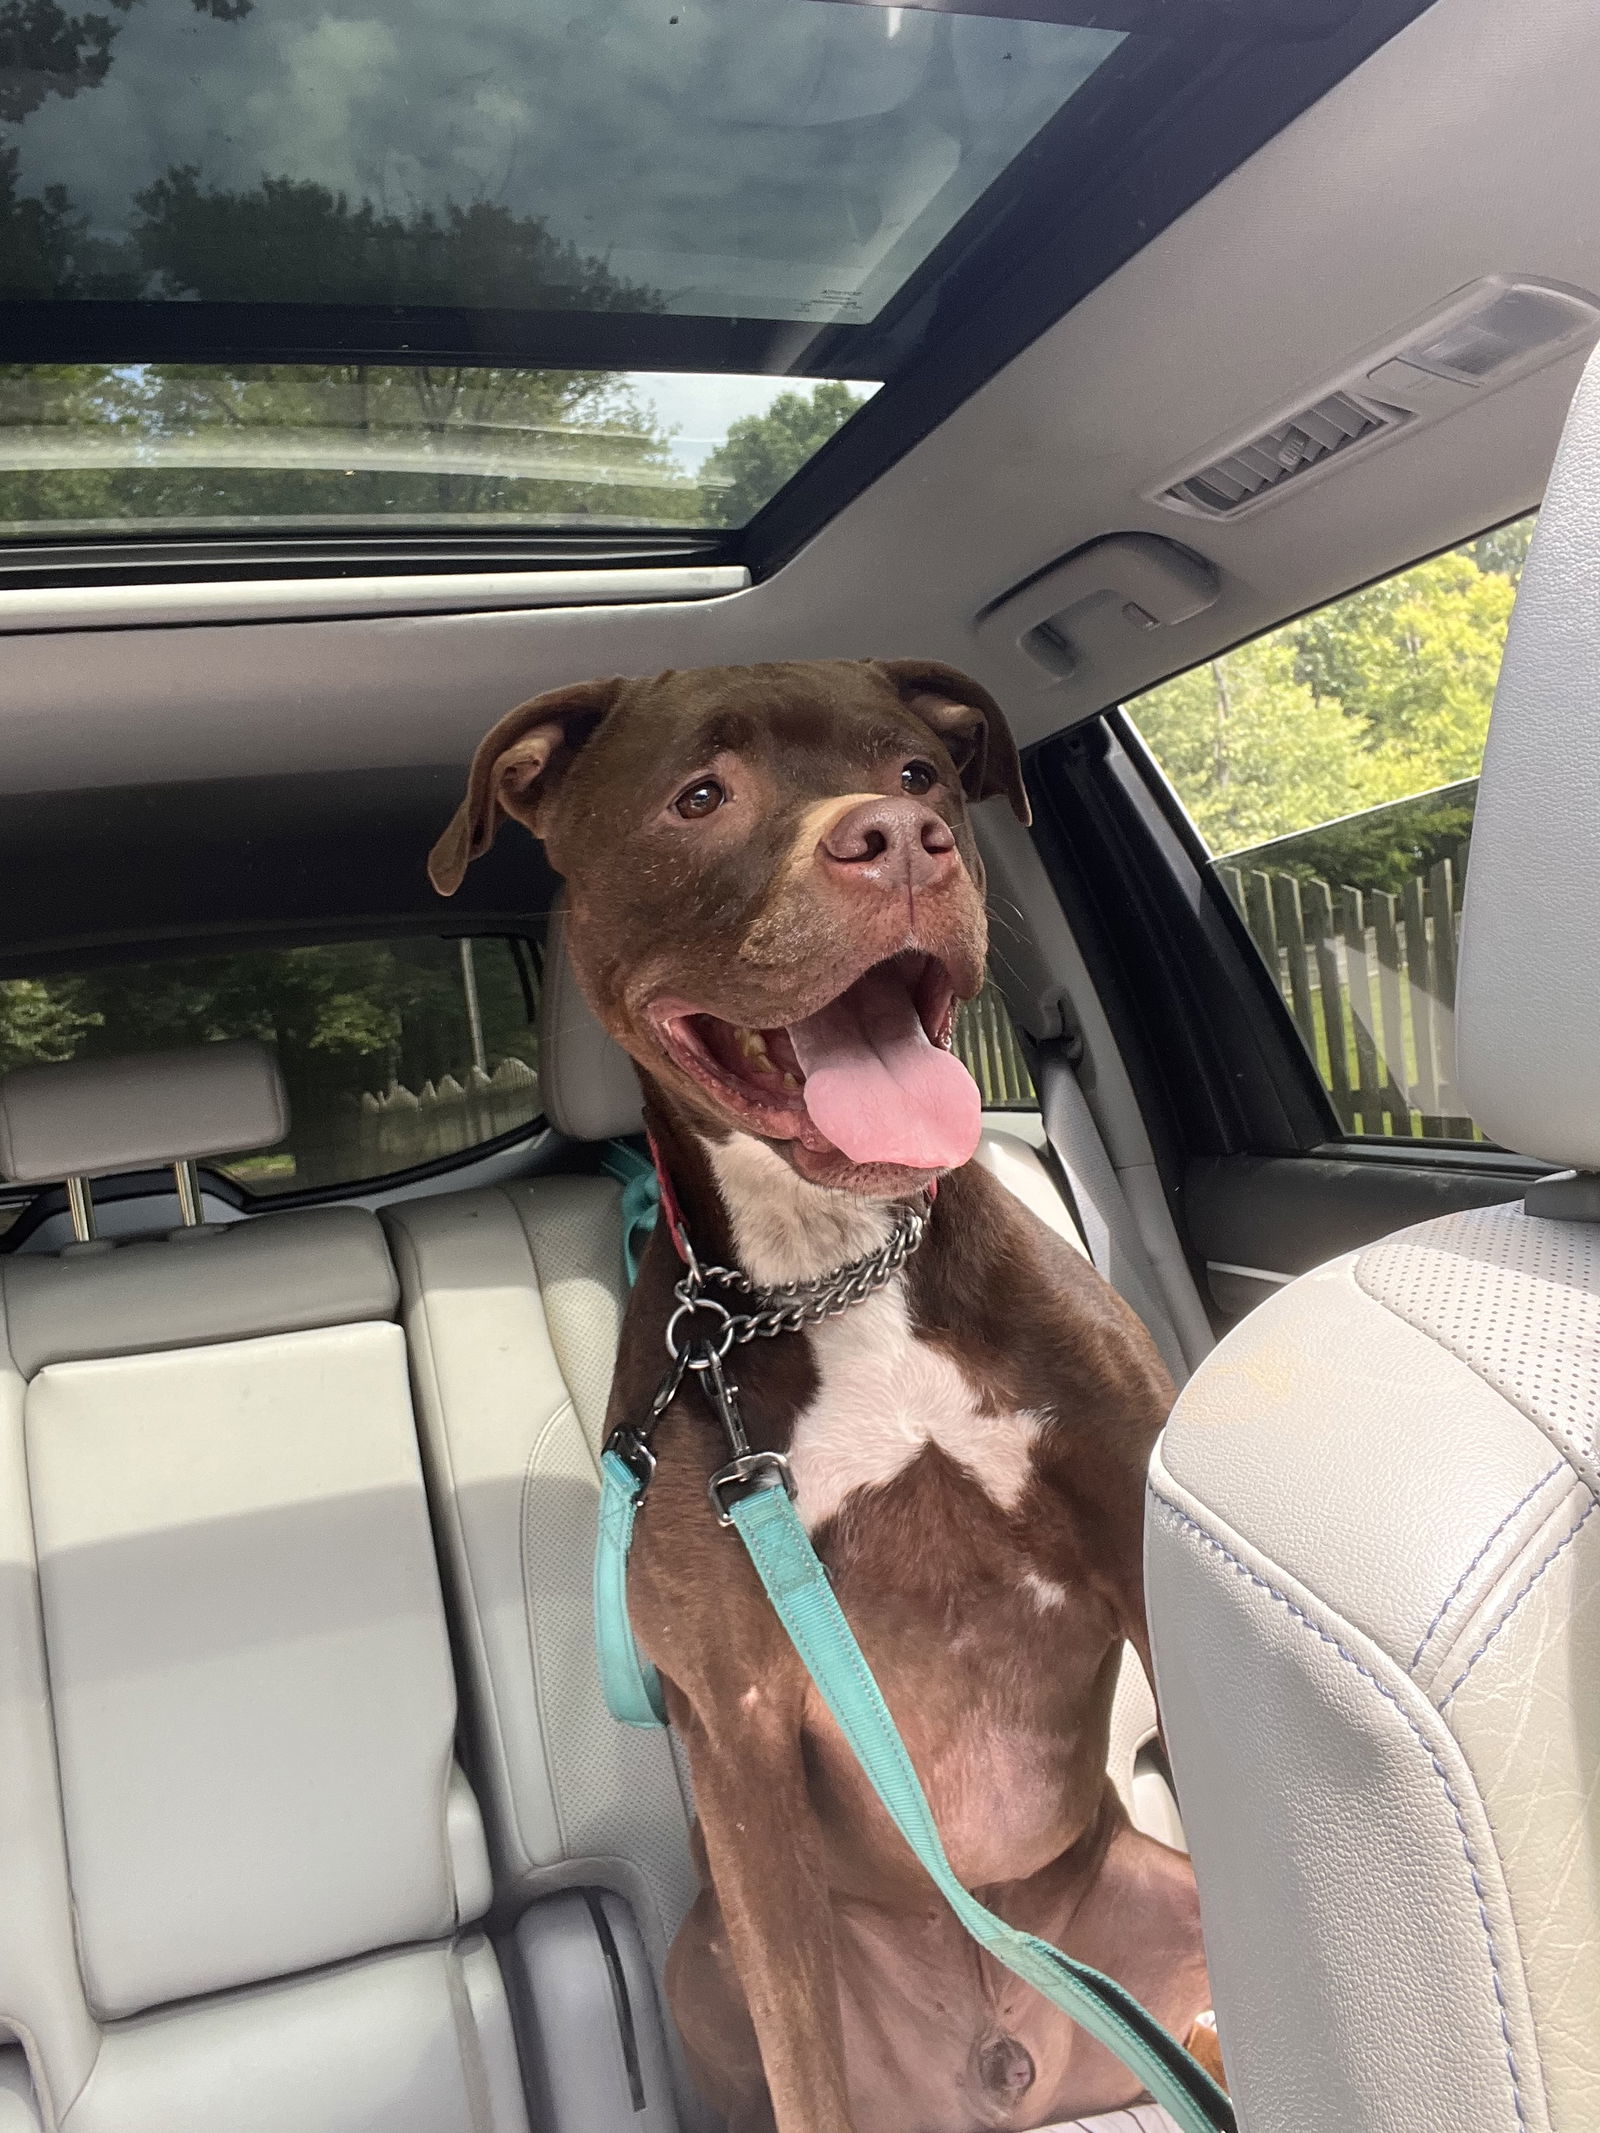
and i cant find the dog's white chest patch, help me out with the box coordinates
[788,1282,1044,1532]
[702,1132,1046,1531]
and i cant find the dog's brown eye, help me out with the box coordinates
[675,778,725,819]
[901,760,938,796]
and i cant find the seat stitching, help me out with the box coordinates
[1150,1492,1529,2132]
[1410,1462,1565,1669]
[519,1401,581,1860]
[1437,1497,1597,1711]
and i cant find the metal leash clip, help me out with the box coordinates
[707,1449,795,1527]
[609,1189,927,1523]
[694,1341,796,1525]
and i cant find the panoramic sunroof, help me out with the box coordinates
[0,0,1435,565]
[5,2,1121,323]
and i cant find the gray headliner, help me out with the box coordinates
[0,0,1591,798]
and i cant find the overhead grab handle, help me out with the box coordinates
[973,533,1219,682]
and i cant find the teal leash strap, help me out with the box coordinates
[599,1138,661,1285]
[590,1151,1229,2127]
[727,1481,1235,2133]
[593,1142,668,1726]
[595,1450,668,1728]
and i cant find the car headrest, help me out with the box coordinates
[536,901,644,1142]
[1457,341,1600,1173]
[0,1039,288,1185]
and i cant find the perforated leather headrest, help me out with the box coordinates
[0,1040,288,1184]
[536,902,644,1141]
[1457,341,1600,1169]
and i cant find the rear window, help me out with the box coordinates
[0,933,543,1202]
[0,928,1034,1236]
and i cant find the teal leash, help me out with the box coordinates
[592,1150,1233,2133]
[726,1477,1233,2133]
[596,1447,667,1727]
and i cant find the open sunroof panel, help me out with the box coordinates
[0,0,1436,569]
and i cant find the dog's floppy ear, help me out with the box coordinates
[428,677,623,896]
[874,659,1031,827]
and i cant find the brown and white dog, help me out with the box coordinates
[431,658,1214,2133]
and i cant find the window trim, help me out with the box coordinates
[0,562,748,636]
[1107,702,1342,1150]
[0,528,735,596]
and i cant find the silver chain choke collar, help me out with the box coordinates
[608,1192,932,1527]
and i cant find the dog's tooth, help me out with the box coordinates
[781,1071,801,1092]
[735,1027,774,1069]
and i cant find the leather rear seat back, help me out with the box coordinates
[384,905,710,2133]
[0,1043,529,2133]
[382,1155,698,1969]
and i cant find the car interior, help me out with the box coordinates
[2,0,1597,2128]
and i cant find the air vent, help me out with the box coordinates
[1163,390,1406,516]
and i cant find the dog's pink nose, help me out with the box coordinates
[820,797,957,890]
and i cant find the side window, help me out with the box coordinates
[0,933,542,1216]
[1129,517,1535,1143]
[953,978,1037,1112]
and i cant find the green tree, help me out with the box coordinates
[699,380,867,525]
[0,974,101,1071]
[1291,547,1515,784]
[1,163,701,525]
[0,358,703,528]
[1471,517,1535,581]
[0,144,144,296]
[1,0,248,129]
[1134,516,1533,854]
[133,169,660,313]
[1133,634,1401,853]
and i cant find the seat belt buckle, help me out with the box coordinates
[707,1450,796,1528]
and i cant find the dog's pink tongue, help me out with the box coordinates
[787,966,982,1170]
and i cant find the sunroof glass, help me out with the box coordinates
[3,1,1122,325]
[0,0,1434,552]
[0,365,881,535]
[0,0,1126,535]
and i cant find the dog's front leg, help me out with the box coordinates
[665,1676,855,2133]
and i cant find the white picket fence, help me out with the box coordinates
[1217,849,1477,1139]
[357,1055,541,1174]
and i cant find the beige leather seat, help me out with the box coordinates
[382,910,707,2131]
[0,1043,528,2133]
[1146,344,1600,2133]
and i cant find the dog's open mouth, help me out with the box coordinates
[651,951,983,1172]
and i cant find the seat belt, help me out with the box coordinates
[1036,1042,1188,1383]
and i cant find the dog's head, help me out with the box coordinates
[430,658,1028,1195]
